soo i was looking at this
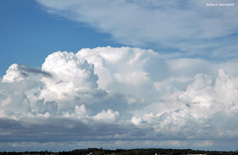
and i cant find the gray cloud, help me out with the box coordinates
[2,64,51,83]
[21,65,52,78]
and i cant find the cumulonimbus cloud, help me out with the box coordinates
[1,47,238,151]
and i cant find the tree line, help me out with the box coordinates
[1,148,238,155]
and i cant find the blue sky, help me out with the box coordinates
[1,0,238,76]
[1,0,238,152]
[0,0,122,76]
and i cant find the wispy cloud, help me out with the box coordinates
[36,0,238,58]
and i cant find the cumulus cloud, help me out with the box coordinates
[1,47,238,150]
[36,0,238,58]
[131,69,238,140]
[2,64,51,83]
[76,47,163,100]
[40,51,99,102]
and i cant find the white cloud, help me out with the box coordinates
[2,64,51,83]
[40,51,98,100]
[93,109,119,122]
[76,47,161,99]
[132,68,238,141]
[75,104,87,117]
[2,64,26,83]
[1,47,238,150]
[131,116,142,126]
[36,0,238,58]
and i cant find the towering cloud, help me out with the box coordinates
[1,47,238,151]
[40,51,98,101]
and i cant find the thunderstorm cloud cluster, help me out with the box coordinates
[1,47,238,150]
[1,0,238,151]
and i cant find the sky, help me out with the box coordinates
[0,0,238,152]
